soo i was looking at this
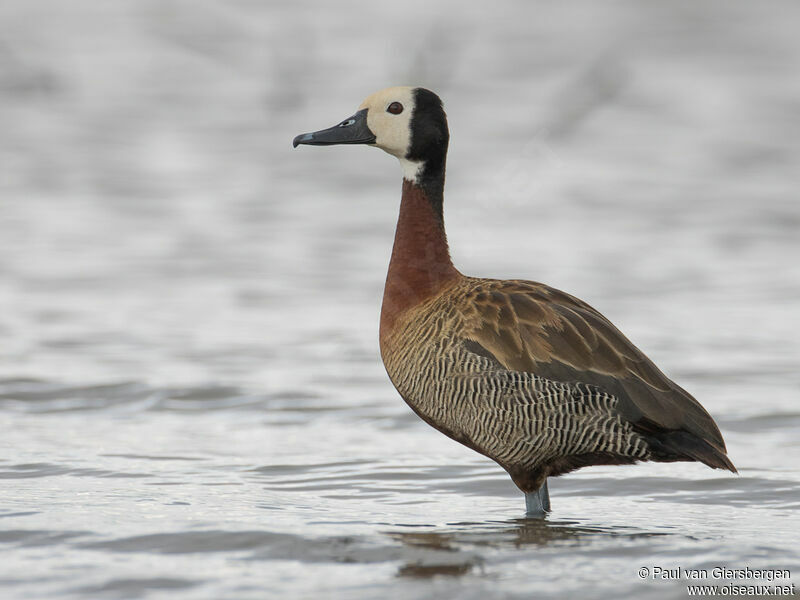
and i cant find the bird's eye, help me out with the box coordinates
[387,102,403,115]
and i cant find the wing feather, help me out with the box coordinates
[457,278,732,466]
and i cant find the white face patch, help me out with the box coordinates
[358,86,419,181]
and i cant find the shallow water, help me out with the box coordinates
[1,1,799,598]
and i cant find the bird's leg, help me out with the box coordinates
[524,479,551,517]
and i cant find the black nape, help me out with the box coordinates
[407,88,449,224]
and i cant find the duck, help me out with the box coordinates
[293,86,736,516]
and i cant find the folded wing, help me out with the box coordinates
[457,279,735,472]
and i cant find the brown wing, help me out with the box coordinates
[457,278,735,470]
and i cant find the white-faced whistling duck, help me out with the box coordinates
[293,86,736,517]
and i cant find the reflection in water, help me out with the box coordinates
[389,517,670,578]
[398,561,475,579]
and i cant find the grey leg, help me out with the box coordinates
[524,479,551,517]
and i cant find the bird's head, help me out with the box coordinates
[293,86,448,183]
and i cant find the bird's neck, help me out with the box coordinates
[380,173,460,344]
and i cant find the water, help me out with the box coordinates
[1,1,799,598]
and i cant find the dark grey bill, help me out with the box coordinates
[293,108,376,148]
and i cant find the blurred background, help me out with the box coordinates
[0,1,798,599]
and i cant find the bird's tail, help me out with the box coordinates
[645,429,737,473]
